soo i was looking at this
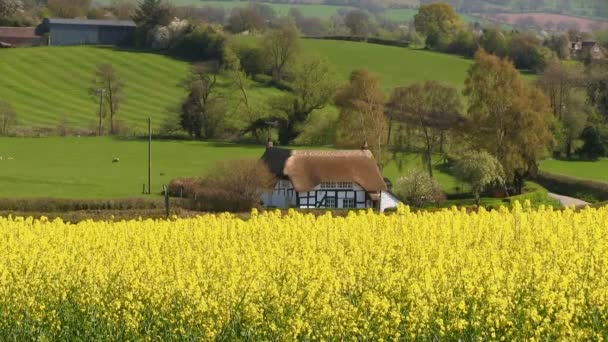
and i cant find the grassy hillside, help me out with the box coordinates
[301,39,472,90]
[540,158,608,183]
[0,46,280,131]
[0,41,475,129]
[0,137,462,198]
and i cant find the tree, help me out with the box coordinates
[414,2,463,49]
[245,56,338,145]
[479,28,508,57]
[509,33,553,72]
[0,0,21,18]
[559,93,588,159]
[544,34,570,59]
[263,23,299,84]
[586,62,608,120]
[226,7,264,33]
[344,9,369,38]
[577,126,606,160]
[537,60,584,119]
[388,81,464,177]
[0,100,17,136]
[132,0,174,45]
[464,49,555,193]
[111,0,136,20]
[334,69,387,162]
[47,0,91,18]
[452,150,505,206]
[180,63,223,139]
[91,63,123,135]
[394,168,445,208]
[187,158,276,212]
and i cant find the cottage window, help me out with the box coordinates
[343,198,355,208]
[338,182,352,189]
[321,182,336,189]
[325,197,336,208]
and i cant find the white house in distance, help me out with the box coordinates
[261,141,400,212]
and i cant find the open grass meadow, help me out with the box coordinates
[540,158,608,183]
[0,42,476,129]
[0,46,283,131]
[0,137,464,198]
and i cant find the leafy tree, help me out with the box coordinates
[0,0,21,18]
[263,23,299,84]
[544,34,570,59]
[388,81,464,177]
[171,24,225,61]
[394,168,445,208]
[344,9,369,38]
[0,100,17,136]
[245,56,338,145]
[537,60,584,119]
[586,62,608,120]
[226,7,264,33]
[464,49,554,193]
[91,64,123,135]
[559,93,589,159]
[414,2,463,49]
[479,28,508,57]
[452,150,505,206]
[334,69,387,162]
[509,33,554,72]
[132,0,174,45]
[180,63,224,139]
[577,126,606,160]
[47,0,91,18]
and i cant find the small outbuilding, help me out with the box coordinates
[260,141,401,212]
[43,18,136,46]
[0,27,42,47]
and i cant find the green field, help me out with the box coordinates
[0,137,462,198]
[0,46,281,131]
[0,42,475,129]
[540,158,608,183]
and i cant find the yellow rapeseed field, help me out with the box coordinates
[1,202,608,340]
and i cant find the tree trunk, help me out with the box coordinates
[566,137,572,159]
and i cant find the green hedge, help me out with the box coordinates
[0,197,188,213]
[304,36,410,48]
[535,171,608,203]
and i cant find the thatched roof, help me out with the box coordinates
[261,146,387,192]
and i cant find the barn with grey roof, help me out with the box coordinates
[43,18,136,46]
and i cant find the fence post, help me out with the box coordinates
[163,184,170,218]
[142,183,146,194]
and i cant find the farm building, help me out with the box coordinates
[261,141,400,212]
[43,18,135,46]
[570,37,604,60]
[0,27,42,47]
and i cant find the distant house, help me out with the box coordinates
[570,37,604,60]
[43,18,136,46]
[261,141,400,212]
[0,27,42,47]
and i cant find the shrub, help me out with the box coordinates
[178,158,276,212]
[170,24,226,61]
[394,169,445,207]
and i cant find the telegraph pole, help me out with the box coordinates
[148,117,151,194]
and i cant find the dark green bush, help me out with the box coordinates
[535,171,608,203]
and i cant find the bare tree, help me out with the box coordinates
[263,23,299,83]
[0,100,17,136]
[91,63,123,135]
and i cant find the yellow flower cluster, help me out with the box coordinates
[1,202,608,340]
